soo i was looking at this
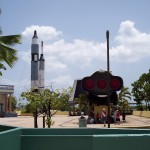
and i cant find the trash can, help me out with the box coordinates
[79,116,87,127]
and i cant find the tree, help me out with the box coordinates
[131,69,150,110]
[75,94,88,114]
[11,96,17,111]
[41,88,59,116]
[0,10,22,75]
[21,91,42,112]
[21,87,72,128]
[54,87,73,111]
[118,86,131,111]
[25,103,34,113]
[17,97,26,110]
[131,80,144,105]
[21,90,44,128]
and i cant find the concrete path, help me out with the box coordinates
[0,115,150,128]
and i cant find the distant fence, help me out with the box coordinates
[133,111,150,118]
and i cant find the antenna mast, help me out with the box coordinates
[41,41,43,54]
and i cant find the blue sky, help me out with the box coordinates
[1,0,150,99]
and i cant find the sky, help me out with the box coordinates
[1,0,150,100]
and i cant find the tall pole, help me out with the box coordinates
[106,30,110,128]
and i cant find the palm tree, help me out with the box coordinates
[75,94,88,114]
[118,86,131,111]
[0,34,21,75]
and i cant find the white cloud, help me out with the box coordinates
[112,20,150,62]
[44,39,106,69]
[49,75,73,89]
[45,56,67,72]
[4,21,150,99]
[22,25,62,42]
[18,50,31,64]
[21,21,150,71]
[18,21,150,91]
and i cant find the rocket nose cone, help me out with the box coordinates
[33,30,38,38]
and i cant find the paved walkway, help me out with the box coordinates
[0,115,150,128]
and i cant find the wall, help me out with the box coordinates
[133,111,150,118]
[94,105,108,115]
[0,125,21,150]
[0,125,150,150]
[21,128,150,150]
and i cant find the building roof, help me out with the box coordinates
[0,85,14,94]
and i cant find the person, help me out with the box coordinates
[89,111,94,119]
[89,111,95,123]
[115,110,120,125]
[113,109,117,124]
[96,112,100,123]
[101,108,107,127]
[122,111,126,122]
[89,117,95,124]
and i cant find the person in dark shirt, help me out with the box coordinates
[122,111,126,122]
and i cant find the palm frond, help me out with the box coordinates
[0,35,21,46]
[118,86,132,104]
[0,44,18,67]
[123,95,131,100]
[0,63,6,76]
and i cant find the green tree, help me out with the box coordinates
[21,87,72,128]
[11,96,17,111]
[25,103,34,113]
[131,69,150,110]
[21,90,48,128]
[55,87,73,111]
[131,80,144,105]
[118,86,131,111]
[21,91,43,112]
[41,88,59,117]
[75,94,88,114]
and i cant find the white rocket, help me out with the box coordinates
[31,30,45,92]
[38,41,45,90]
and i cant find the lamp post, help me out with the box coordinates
[106,30,111,128]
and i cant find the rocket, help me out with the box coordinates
[38,41,45,90]
[31,30,39,92]
[31,30,45,92]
